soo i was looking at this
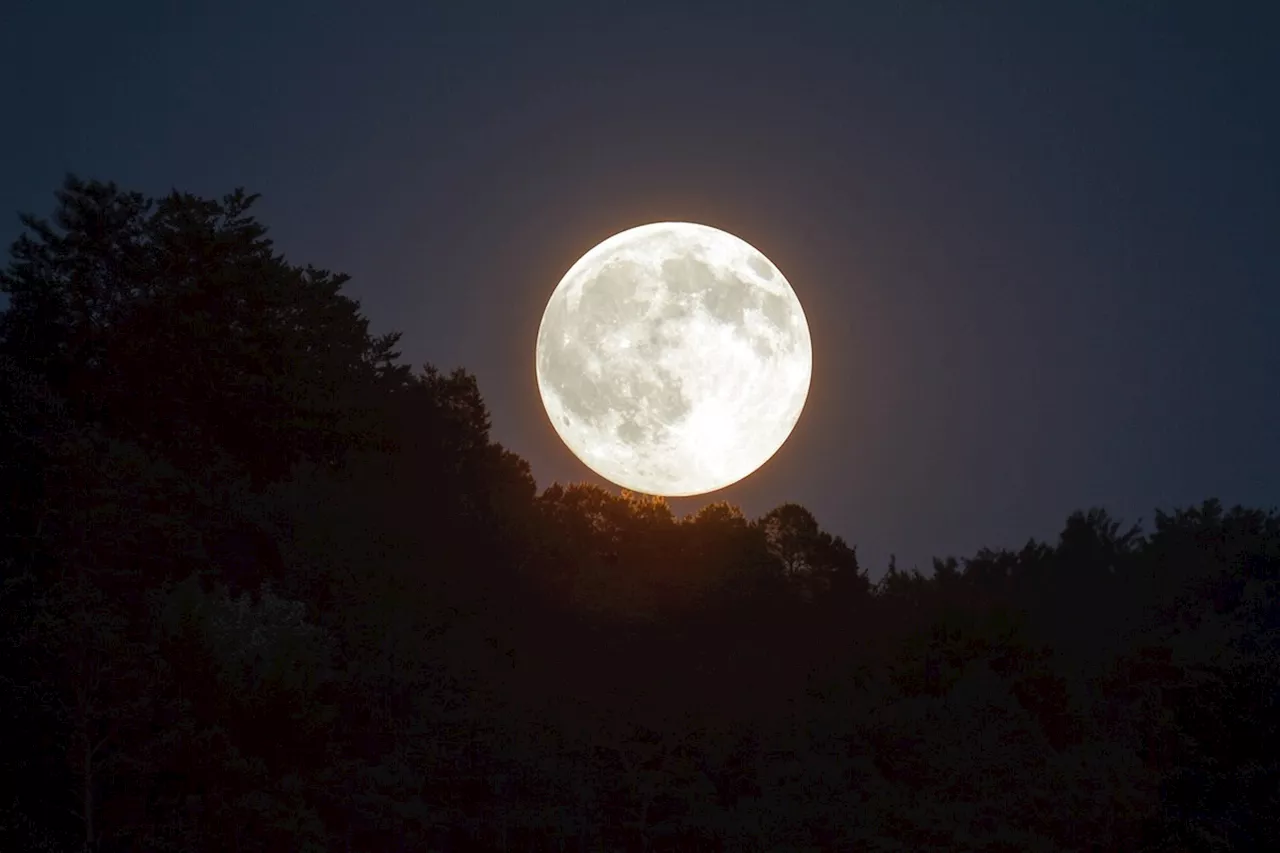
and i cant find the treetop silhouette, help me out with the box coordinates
[2,176,1276,851]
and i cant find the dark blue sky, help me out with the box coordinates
[3,1,1277,574]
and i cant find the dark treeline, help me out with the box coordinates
[1,177,1276,852]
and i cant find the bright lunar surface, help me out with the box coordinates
[536,222,812,497]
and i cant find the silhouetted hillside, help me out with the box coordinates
[2,178,1276,851]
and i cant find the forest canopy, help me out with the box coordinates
[1,177,1277,852]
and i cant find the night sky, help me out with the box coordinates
[3,1,1277,575]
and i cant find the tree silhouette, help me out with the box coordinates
[0,176,408,486]
[2,177,1278,851]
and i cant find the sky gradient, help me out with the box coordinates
[3,1,1277,574]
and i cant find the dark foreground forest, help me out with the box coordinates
[1,178,1276,852]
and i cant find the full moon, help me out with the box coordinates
[536,222,812,497]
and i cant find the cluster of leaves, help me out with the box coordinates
[1,177,1277,851]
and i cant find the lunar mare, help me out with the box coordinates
[536,221,812,497]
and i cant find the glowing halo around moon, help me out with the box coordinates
[535,222,812,497]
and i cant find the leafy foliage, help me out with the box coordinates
[2,177,1277,850]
